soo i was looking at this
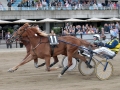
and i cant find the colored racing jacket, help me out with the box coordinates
[105,38,120,54]
[105,38,119,48]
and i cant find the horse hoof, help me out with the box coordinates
[8,69,14,73]
[8,68,18,73]
[58,74,62,78]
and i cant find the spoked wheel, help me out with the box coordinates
[95,60,113,80]
[78,57,96,76]
[62,56,78,71]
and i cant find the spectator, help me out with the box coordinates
[27,0,30,7]
[31,0,35,7]
[64,23,70,31]
[93,26,97,33]
[77,1,83,10]
[62,29,69,36]
[42,0,47,10]
[93,2,98,10]
[5,32,12,48]
[50,30,56,35]
[97,2,103,10]
[38,1,43,10]
[110,26,118,39]
[113,2,117,9]
[115,22,120,29]
[7,1,12,10]
[108,24,113,30]
[76,29,83,38]
[75,25,79,34]
[0,2,3,10]
[17,3,22,10]
[101,27,105,38]
[104,23,110,33]
[88,25,94,34]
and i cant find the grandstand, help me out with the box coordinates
[0,0,119,11]
[0,0,119,35]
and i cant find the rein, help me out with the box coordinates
[58,39,92,51]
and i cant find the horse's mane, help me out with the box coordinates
[21,23,30,29]
[29,26,48,37]
[21,23,48,37]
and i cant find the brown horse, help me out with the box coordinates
[8,23,94,77]
[12,30,59,68]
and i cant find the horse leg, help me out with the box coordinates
[35,61,46,68]
[34,56,59,69]
[49,56,59,67]
[34,58,39,68]
[44,56,60,71]
[44,57,50,71]
[58,53,73,78]
[23,51,45,68]
[16,52,39,68]
[8,54,34,72]
[73,51,92,68]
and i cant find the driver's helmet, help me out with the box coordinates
[93,34,100,40]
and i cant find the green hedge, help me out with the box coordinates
[52,27,61,34]
[8,28,14,34]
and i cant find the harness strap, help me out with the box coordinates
[50,45,54,57]
[50,45,58,57]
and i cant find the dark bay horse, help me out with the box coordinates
[8,23,94,77]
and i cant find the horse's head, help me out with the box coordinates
[11,23,30,41]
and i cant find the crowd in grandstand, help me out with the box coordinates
[3,0,119,10]
[62,22,119,38]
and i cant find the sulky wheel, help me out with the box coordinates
[62,56,78,71]
[95,60,113,80]
[78,57,96,76]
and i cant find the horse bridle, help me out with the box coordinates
[15,26,29,39]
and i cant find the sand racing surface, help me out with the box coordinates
[0,48,120,90]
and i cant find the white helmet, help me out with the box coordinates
[93,34,100,40]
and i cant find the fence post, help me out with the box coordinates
[81,34,82,39]
[16,41,17,48]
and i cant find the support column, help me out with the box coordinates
[45,22,50,34]
[2,30,3,40]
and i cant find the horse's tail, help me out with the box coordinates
[79,38,94,49]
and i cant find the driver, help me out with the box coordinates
[93,34,101,47]
[93,34,120,57]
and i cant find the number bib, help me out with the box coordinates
[49,35,59,45]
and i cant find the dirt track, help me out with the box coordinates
[0,48,120,90]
